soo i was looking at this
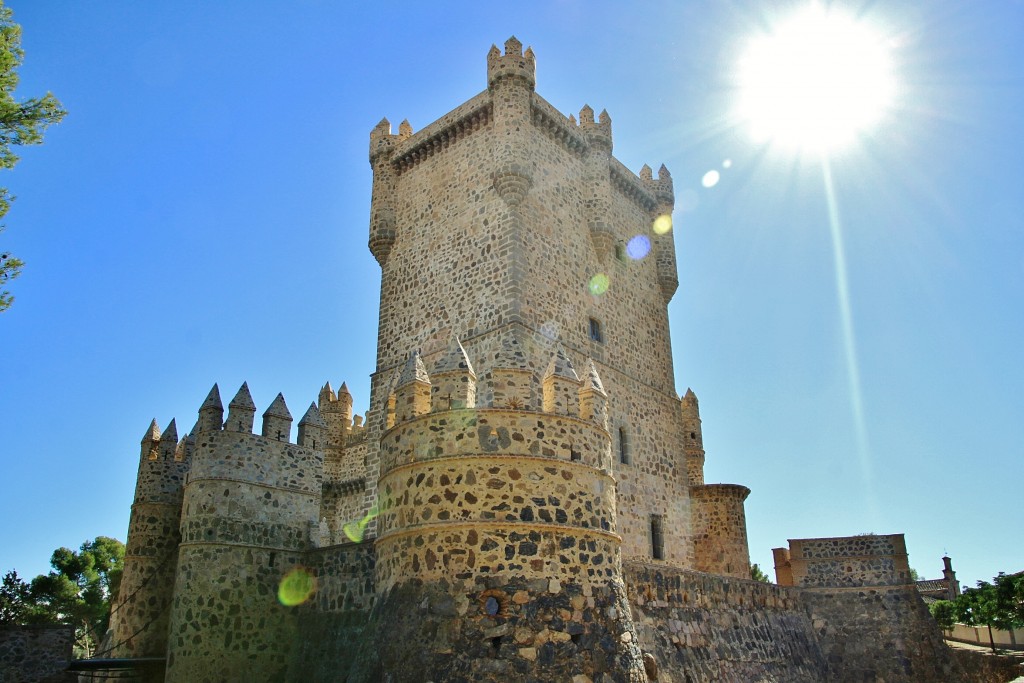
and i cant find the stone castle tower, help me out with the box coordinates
[104,38,966,683]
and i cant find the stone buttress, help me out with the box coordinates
[163,385,325,683]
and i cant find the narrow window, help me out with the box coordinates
[618,427,630,465]
[651,515,664,560]
[615,244,626,262]
[589,317,603,343]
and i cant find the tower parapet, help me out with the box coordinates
[165,384,324,683]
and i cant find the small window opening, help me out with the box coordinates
[650,514,664,560]
[269,552,277,568]
[618,427,631,465]
[490,636,502,651]
[589,318,603,343]
[690,431,696,440]
[615,244,626,262]
[571,449,581,462]
[570,633,582,645]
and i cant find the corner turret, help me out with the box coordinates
[486,36,536,91]
[681,388,705,486]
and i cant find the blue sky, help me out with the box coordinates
[2,1,1021,590]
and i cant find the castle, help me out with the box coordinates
[104,39,966,683]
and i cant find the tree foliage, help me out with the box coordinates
[750,562,772,583]
[950,571,1024,653]
[1,537,124,656]
[0,0,66,312]
[928,599,956,630]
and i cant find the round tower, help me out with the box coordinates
[109,414,192,658]
[368,347,646,682]
[690,483,751,578]
[164,385,324,683]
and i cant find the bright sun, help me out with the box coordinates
[736,4,896,153]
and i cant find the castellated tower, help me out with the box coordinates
[163,384,325,683]
[355,36,749,680]
[108,417,191,657]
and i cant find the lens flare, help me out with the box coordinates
[588,273,610,296]
[652,214,673,235]
[702,170,720,188]
[342,505,380,543]
[723,159,733,169]
[626,235,651,260]
[278,567,316,607]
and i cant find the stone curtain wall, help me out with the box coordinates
[0,626,74,683]
[287,543,377,682]
[801,585,968,682]
[624,563,828,682]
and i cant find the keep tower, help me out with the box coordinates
[356,36,750,680]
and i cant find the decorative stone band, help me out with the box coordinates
[379,408,612,474]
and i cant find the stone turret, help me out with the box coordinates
[368,346,646,682]
[108,417,191,658]
[197,383,223,433]
[490,37,535,208]
[681,388,705,486]
[165,385,325,683]
[579,105,615,260]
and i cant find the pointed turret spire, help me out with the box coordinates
[338,382,352,399]
[299,402,327,428]
[264,393,292,419]
[298,402,328,448]
[200,384,222,411]
[261,393,293,442]
[227,382,258,433]
[197,384,223,433]
[319,381,336,404]
[545,345,579,382]
[397,351,430,387]
[159,419,178,444]
[142,418,161,444]
[434,334,475,375]
[583,359,607,396]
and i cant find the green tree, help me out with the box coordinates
[0,0,66,312]
[750,562,772,583]
[953,571,1024,653]
[3,537,124,656]
[928,599,956,630]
